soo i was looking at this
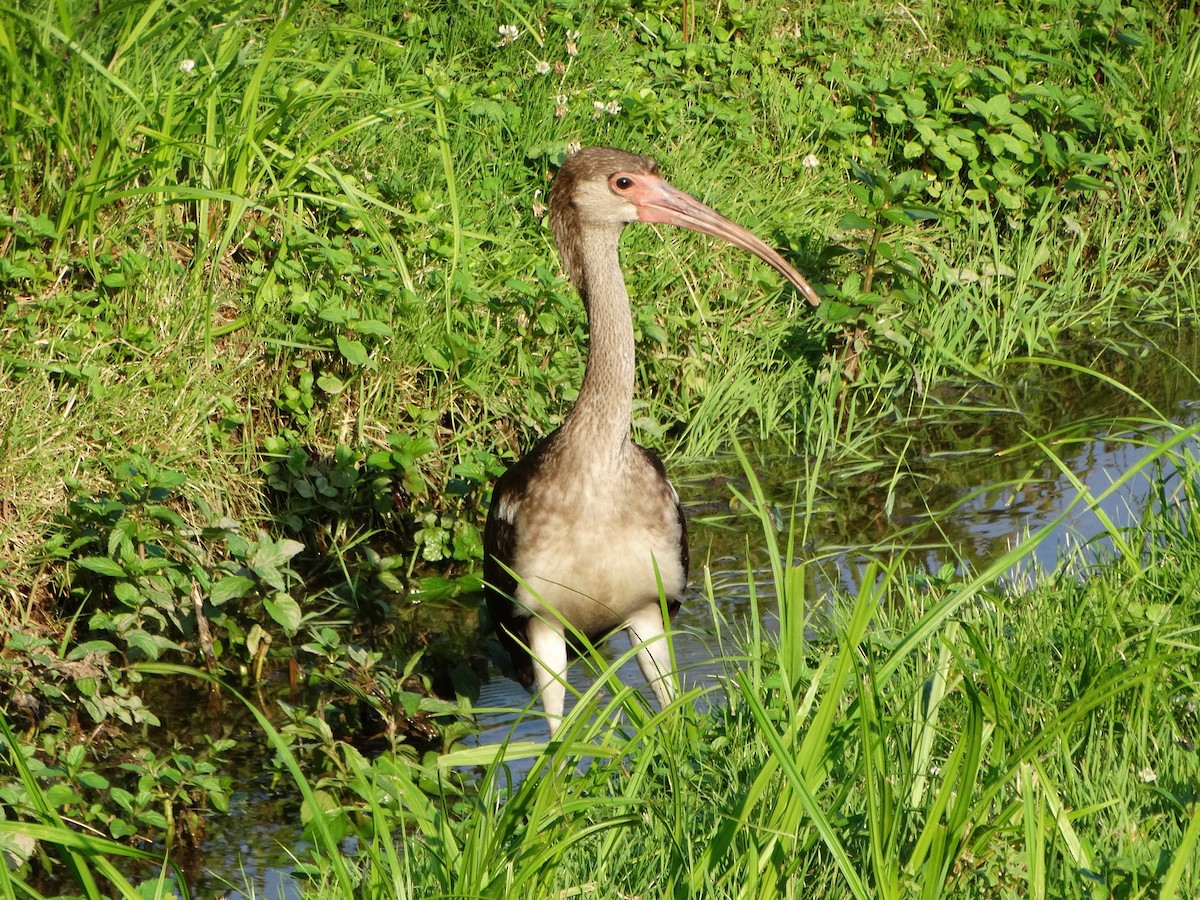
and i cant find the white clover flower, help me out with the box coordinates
[496,24,520,46]
[566,30,580,57]
[605,100,621,115]
[179,58,196,74]
[554,94,568,118]
[535,60,551,75]
[1139,766,1157,783]
[593,100,606,119]
[802,153,820,170]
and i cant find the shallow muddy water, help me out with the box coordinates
[191,334,1200,897]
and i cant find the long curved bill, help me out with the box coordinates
[631,177,821,307]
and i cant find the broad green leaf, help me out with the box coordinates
[78,557,126,577]
[1000,133,1030,157]
[337,335,370,366]
[453,521,484,561]
[318,304,350,324]
[930,144,963,174]
[996,187,1023,209]
[1009,119,1036,144]
[353,318,392,336]
[819,300,855,324]
[23,213,58,239]
[838,212,876,231]
[1041,133,1070,170]
[126,630,162,659]
[983,93,1010,121]
[211,575,256,605]
[422,344,450,369]
[316,373,346,394]
[138,810,170,829]
[44,778,80,804]
[366,449,396,469]
[78,771,109,790]
[411,436,439,456]
[1074,151,1110,168]
[265,593,303,634]
[67,640,117,659]
[377,570,404,592]
[396,691,423,715]
[961,96,987,117]
[899,205,942,222]
[113,580,140,605]
[110,787,135,812]
[110,818,139,840]
[253,538,305,569]
[643,322,668,344]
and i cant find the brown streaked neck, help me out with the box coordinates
[561,225,635,462]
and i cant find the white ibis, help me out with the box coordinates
[484,147,819,734]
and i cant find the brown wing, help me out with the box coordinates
[633,442,688,615]
[482,438,556,689]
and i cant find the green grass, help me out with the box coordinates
[267,431,1199,899]
[2,0,1200,895]
[3,0,1197,585]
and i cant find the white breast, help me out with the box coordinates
[511,456,685,635]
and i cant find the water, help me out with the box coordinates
[472,425,1198,741]
[192,335,1200,895]
[474,338,1200,743]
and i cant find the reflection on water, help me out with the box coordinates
[206,334,1200,896]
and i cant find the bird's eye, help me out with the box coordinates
[613,175,634,191]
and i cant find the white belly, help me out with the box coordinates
[511,463,685,635]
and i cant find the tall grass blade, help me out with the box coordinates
[735,670,871,900]
[1160,802,1200,900]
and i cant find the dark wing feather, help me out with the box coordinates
[483,438,556,688]
[633,443,688,616]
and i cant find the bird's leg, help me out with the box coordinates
[625,606,676,710]
[527,616,569,736]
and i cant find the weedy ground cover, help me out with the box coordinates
[266,433,1199,899]
[1,0,1198,894]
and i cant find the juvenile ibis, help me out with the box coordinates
[484,147,818,734]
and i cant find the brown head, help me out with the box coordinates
[548,146,820,306]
